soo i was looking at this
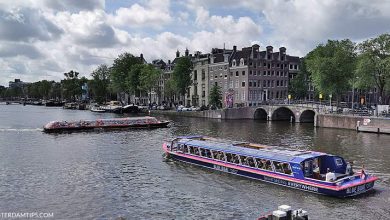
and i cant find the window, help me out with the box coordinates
[233,59,236,66]
[193,70,197,80]
[249,70,252,75]
[263,71,266,76]
[276,80,279,87]
[212,150,225,161]
[282,163,292,175]
[253,81,257,87]
[202,69,205,80]
[273,161,284,173]
[256,159,273,171]
[236,71,239,77]
[235,80,239,88]
[335,157,344,166]
[249,81,252,87]
[242,81,246,87]
[242,71,245,76]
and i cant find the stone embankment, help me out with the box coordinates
[153,108,390,134]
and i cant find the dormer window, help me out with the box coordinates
[232,59,236,66]
[240,58,245,66]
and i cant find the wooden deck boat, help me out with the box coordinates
[43,116,170,133]
[163,136,378,197]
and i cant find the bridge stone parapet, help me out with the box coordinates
[223,104,319,124]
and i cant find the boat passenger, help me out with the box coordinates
[360,165,367,180]
[346,162,353,175]
[325,168,336,182]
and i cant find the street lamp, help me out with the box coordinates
[351,76,359,112]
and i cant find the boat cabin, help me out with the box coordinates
[169,136,352,183]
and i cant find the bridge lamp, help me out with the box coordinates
[288,94,291,105]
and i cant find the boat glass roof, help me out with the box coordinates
[176,138,326,163]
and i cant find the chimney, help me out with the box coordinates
[168,60,171,64]
[233,45,237,51]
[279,47,286,61]
[140,53,144,60]
[266,46,273,60]
[176,50,180,58]
[185,48,189,57]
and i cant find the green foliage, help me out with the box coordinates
[289,59,308,99]
[139,64,160,93]
[111,52,144,95]
[209,84,222,108]
[90,64,110,103]
[356,34,390,104]
[164,79,176,100]
[306,39,356,101]
[62,70,82,101]
[172,57,192,96]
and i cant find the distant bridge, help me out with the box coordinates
[223,104,324,124]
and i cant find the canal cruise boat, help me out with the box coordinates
[163,136,378,197]
[43,116,170,133]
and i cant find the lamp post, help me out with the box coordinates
[288,94,291,105]
[351,76,359,113]
[329,94,332,113]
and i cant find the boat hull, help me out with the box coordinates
[44,121,170,133]
[165,149,376,197]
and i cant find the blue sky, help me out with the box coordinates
[0,0,390,86]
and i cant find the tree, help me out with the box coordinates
[209,84,222,109]
[90,64,110,103]
[62,70,82,101]
[356,34,390,104]
[111,52,144,99]
[289,58,309,100]
[164,79,176,105]
[306,39,356,103]
[172,57,192,96]
[139,64,161,104]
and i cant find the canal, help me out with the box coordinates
[0,105,389,219]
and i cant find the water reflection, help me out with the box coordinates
[0,105,389,219]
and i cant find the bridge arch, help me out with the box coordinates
[272,107,295,121]
[299,110,315,123]
[254,108,267,120]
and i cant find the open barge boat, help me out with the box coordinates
[163,136,378,197]
[44,116,170,133]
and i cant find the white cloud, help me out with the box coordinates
[1,0,390,86]
[108,0,172,29]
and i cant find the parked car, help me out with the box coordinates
[177,105,185,111]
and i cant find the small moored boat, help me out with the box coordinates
[163,136,378,197]
[43,116,170,133]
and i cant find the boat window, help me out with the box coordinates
[240,156,248,166]
[335,157,343,166]
[200,148,206,157]
[193,147,200,155]
[177,144,183,152]
[282,163,292,175]
[212,150,223,160]
[204,149,212,158]
[255,158,264,169]
[225,153,233,163]
[231,154,240,164]
[183,145,189,153]
[189,146,194,154]
[264,160,273,171]
[247,157,256,168]
[273,161,284,173]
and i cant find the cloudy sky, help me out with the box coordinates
[1,0,390,86]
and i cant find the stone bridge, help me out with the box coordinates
[223,104,321,124]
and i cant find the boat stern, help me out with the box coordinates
[337,175,378,197]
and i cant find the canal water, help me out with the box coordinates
[0,104,389,219]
